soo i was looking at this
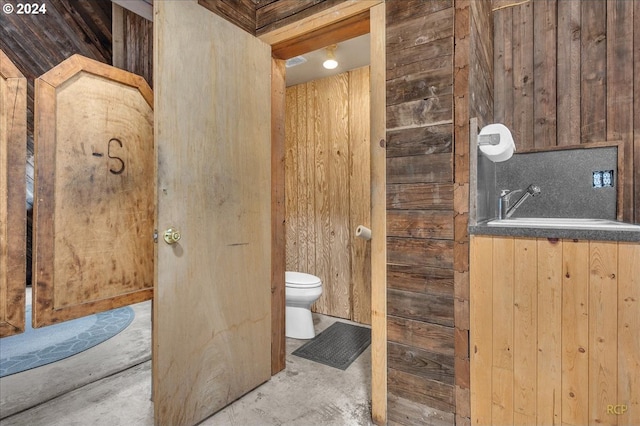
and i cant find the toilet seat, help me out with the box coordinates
[285,271,321,289]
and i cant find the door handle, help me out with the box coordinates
[163,228,181,245]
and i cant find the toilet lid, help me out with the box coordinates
[285,271,322,288]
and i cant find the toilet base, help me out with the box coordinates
[286,306,316,339]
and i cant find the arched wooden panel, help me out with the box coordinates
[0,49,27,337]
[33,54,153,327]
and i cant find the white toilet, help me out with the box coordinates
[285,271,323,339]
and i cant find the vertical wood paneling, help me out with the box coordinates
[303,85,316,273]
[618,243,640,426]
[606,0,634,223]
[589,241,618,426]
[325,74,351,318]
[532,0,556,149]
[580,0,607,143]
[470,236,493,425]
[561,240,590,426]
[494,0,639,222]
[536,239,563,426]
[635,0,640,223]
[512,2,533,150]
[556,0,581,147]
[471,236,639,426]
[491,237,514,425]
[271,57,287,375]
[285,86,299,272]
[285,69,370,322]
[493,7,513,129]
[349,67,371,325]
[512,238,537,424]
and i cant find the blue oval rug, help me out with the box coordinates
[0,305,134,377]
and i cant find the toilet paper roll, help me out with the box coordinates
[355,225,372,240]
[478,123,515,162]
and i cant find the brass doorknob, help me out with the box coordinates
[163,228,181,244]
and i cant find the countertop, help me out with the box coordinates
[470,221,640,243]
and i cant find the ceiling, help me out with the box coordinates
[284,34,371,87]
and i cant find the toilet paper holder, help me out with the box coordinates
[477,133,501,146]
[476,123,516,162]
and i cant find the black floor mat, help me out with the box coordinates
[292,321,371,370]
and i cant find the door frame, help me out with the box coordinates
[260,2,387,423]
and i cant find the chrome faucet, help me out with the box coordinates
[498,184,541,219]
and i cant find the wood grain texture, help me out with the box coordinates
[536,238,563,426]
[154,2,271,424]
[370,4,387,422]
[580,0,607,143]
[0,50,26,337]
[471,236,640,426]
[491,237,514,425]
[270,11,369,60]
[198,0,256,35]
[606,0,634,223]
[561,240,589,426]
[494,0,639,222]
[512,238,537,423]
[33,55,153,327]
[512,2,534,150]
[532,0,556,149]
[349,66,371,325]
[470,236,493,426]
[618,243,640,426]
[387,210,453,240]
[388,392,455,426]
[388,367,455,413]
[635,0,640,224]
[589,241,618,426]
[271,57,286,375]
[386,124,452,158]
[284,69,370,322]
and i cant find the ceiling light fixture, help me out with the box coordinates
[322,44,338,70]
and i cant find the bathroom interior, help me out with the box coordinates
[1,1,640,426]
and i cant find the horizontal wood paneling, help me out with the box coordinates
[387,183,454,210]
[387,237,454,269]
[198,0,256,34]
[388,289,453,327]
[255,0,343,35]
[388,367,455,413]
[470,235,640,426]
[387,153,452,184]
[386,124,452,158]
[386,0,456,420]
[388,393,455,426]
[387,210,453,240]
[387,264,454,297]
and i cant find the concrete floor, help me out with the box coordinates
[0,298,372,426]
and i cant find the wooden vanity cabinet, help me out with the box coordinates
[470,235,639,426]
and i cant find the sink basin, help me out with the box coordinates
[487,217,640,232]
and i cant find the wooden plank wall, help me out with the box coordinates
[112,6,153,88]
[470,235,640,426]
[453,1,494,425]
[493,0,639,223]
[385,0,459,423]
[285,67,371,324]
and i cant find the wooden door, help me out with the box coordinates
[0,50,26,337]
[33,55,154,327]
[154,1,272,425]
